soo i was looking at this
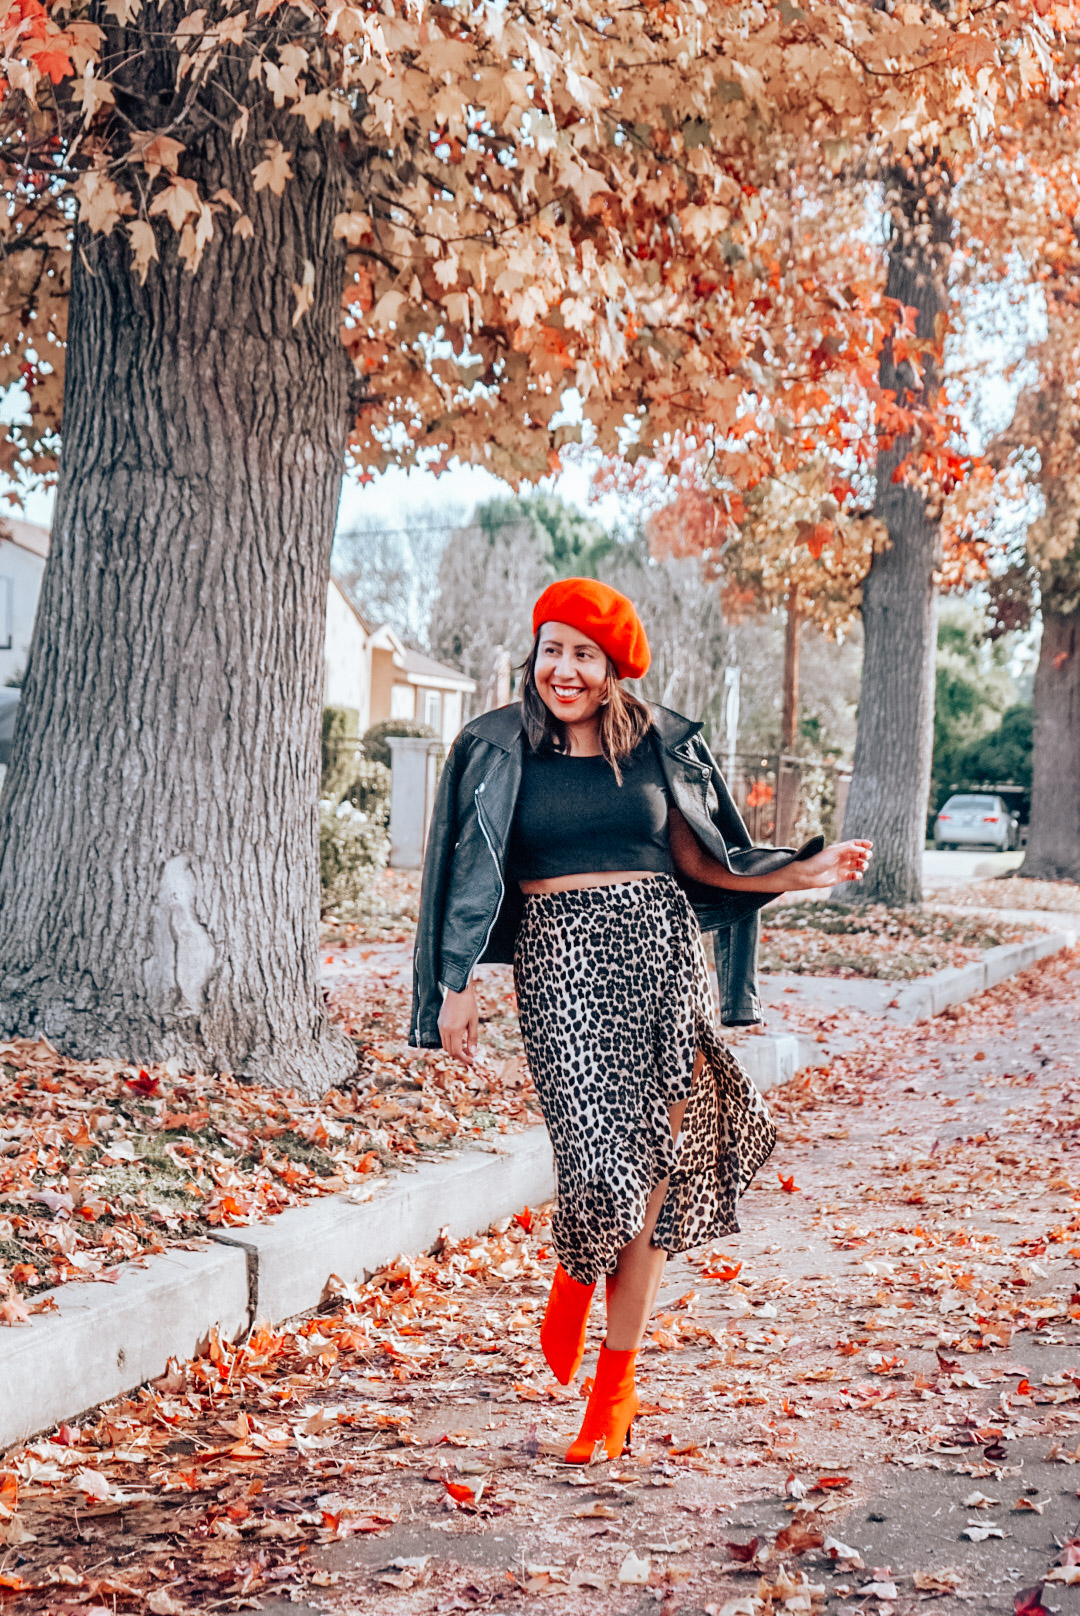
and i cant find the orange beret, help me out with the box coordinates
[532,577,651,680]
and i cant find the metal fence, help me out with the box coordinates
[321,731,851,849]
[726,752,852,847]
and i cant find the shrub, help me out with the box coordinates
[343,758,391,823]
[322,706,362,801]
[362,718,436,770]
[792,762,841,845]
[318,798,390,917]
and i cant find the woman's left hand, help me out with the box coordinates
[792,839,873,890]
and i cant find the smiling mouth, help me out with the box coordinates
[552,685,585,702]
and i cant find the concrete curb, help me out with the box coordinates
[1,1243,250,1450]
[2,928,1073,1451]
[216,1127,557,1327]
[731,1034,802,1094]
[890,930,1075,1023]
[0,1129,558,1452]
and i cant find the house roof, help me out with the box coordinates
[329,574,375,635]
[366,619,476,692]
[1,518,50,560]
[398,647,475,690]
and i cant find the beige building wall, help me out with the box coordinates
[369,645,397,725]
[323,581,371,723]
[0,522,49,687]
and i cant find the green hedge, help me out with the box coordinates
[319,800,390,917]
[321,706,362,801]
[362,718,436,770]
[343,758,391,822]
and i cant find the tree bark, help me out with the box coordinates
[0,24,355,1091]
[781,592,802,753]
[1021,595,1080,881]
[836,159,952,906]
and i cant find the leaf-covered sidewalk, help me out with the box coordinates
[3,950,1080,1615]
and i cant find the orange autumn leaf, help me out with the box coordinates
[804,519,834,559]
[775,1520,825,1556]
[702,1262,743,1281]
[443,1479,475,1506]
[32,47,73,82]
[779,1173,800,1193]
[725,1537,760,1563]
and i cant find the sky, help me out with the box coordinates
[4,439,629,541]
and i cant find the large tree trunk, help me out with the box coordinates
[835,159,952,906]
[0,26,355,1092]
[1021,595,1080,881]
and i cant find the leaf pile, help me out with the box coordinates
[0,971,535,1316]
[760,902,1034,980]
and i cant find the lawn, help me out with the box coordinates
[759,901,1036,980]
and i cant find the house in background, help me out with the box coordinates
[0,519,49,687]
[0,525,475,750]
[324,578,474,744]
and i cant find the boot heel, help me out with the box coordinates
[565,1345,639,1464]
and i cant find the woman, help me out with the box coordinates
[411,578,871,1465]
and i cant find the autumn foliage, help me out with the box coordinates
[2,0,1080,492]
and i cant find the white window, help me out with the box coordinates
[0,578,11,652]
[390,684,414,720]
[423,690,442,731]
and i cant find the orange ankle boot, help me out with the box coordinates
[540,1264,595,1384]
[565,1344,639,1464]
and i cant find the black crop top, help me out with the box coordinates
[507,734,675,882]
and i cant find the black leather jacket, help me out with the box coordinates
[409,702,823,1048]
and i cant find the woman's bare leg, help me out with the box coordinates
[605,1054,703,1351]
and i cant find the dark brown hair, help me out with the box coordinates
[519,631,653,785]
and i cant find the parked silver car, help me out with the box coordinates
[933,792,1020,851]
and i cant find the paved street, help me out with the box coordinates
[923,851,1026,889]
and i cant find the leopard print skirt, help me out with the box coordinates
[513,874,777,1286]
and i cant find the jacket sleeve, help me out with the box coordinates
[409,735,469,1048]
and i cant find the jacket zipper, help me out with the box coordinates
[469,783,505,979]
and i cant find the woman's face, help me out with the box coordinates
[534,620,610,726]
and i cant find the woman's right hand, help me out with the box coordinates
[438,983,479,1063]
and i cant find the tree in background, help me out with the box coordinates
[836,157,958,905]
[954,104,1080,880]
[947,706,1033,815]
[931,602,1025,810]
[426,496,611,695]
[989,369,1080,881]
[647,460,877,754]
[333,504,463,646]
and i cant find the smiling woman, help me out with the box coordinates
[411,577,872,1465]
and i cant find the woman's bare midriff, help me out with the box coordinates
[518,870,663,895]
